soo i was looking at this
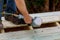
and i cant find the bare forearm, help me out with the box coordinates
[15,0,29,16]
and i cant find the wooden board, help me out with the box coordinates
[0,27,60,40]
[30,11,60,23]
[1,11,60,28]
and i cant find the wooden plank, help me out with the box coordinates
[30,11,60,23]
[0,27,60,40]
[2,11,60,28]
[30,11,60,17]
[0,30,34,40]
[34,27,60,40]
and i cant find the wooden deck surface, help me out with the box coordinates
[0,11,60,40]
